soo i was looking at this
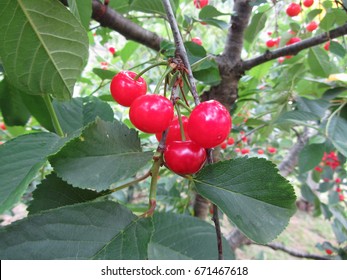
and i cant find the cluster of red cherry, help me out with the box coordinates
[266,0,330,62]
[110,70,231,175]
[314,151,344,201]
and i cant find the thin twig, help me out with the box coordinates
[252,242,329,260]
[162,0,200,106]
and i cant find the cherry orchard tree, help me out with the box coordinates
[0,0,346,260]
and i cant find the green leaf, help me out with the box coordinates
[49,118,153,191]
[20,93,55,132]
[184,42,207,65]
[0,132,65,214]
[0,0,89,100]
[296,97,330,118]
[93,217,153,260]
[53,96,114,135]
[307,47,331,77]
[330,41,346,58]
[0,201,141,259]
[27,173,105,215]
[306,9,323,22]
[299,144,326,173]
[244,12,267,44]
[192,57,221,85]
[0,78,30,126]
[93,68,117,81]
[108,0,131,13]
[148,212,235,260]
[193,158,296,244]
[199,5,229,18]
[67,0,92,31]
[130,0,179,16]
[119,41,140,64]
[276,110,320,125]
[327,116,347,157]
[323,87,347,100]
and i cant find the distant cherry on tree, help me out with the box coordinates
[286,3,301,17]
[303,0,314,8]
[191,37,203,46]
[306,21,318,32]
[110,71,147,107]
[194,0,208,9]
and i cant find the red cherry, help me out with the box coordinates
[336,187,342,193]
[110,71,147,107]
[220,141,227,150]
[268,147,277,154]
[241,136,248,143]
[286,37,301,45]
[314,166,323,172]
[335,178,342,184]
[339,194,345,201]
[286,3,301,17]
[227,137,235,145]
[306,21,318,32]
[108,47,116,55]
[164,140,207,175]
[266,39,276,48]
[235,148,241,153]
[323,178,330,182]
[194,0,208,9]
[325,249,333,255]
[257,149,264,154]
[278,57,285,63]
[191,37,202,46]
[187,100,232,148]
[324,41,330,51]
[241,148,250,155]
[0,122,6,130]
[155,116,190,144]
[303,0,314,8]
[129,94,174,134]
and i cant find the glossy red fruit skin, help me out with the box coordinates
[110,71,147,107]
[155,115,190,144]
[0,122,6,130]
[286,37,301,45]
[258,149,264,154]
[325,249,333,255]
[188,100,232,148]
[324,41,330,51]
[194,0,208,9]
[266,39,276,48]
[286,3,301,17]
[241,148,250,155]
[129,94,174,134]
[164,140,207,175]
[191,37,203,46]
[303,0,314,8]
[306,21,318,32]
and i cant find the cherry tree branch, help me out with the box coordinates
[242,22,347,71]
[60,0,163,52]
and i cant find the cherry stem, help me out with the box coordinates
[42,94,65,137]
[108,170,151,194]
[154,66,173,94]
[134,61,168,80]
[174,104,186,141]
[142,152,163,217]
[162,0,200,106]
[176,100,192,113]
